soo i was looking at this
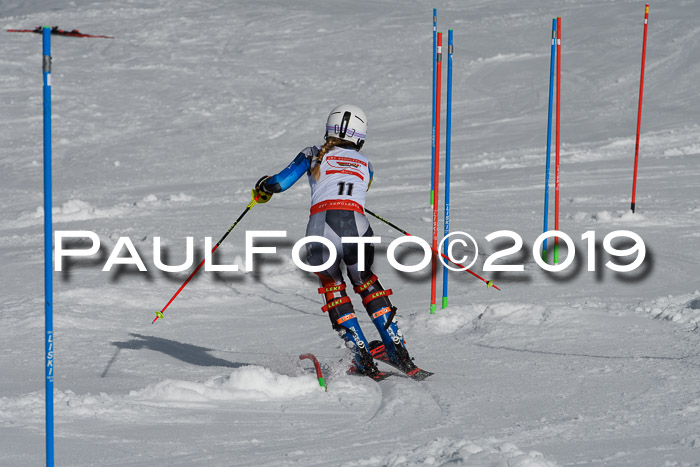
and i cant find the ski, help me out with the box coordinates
[347,365,397,382]
[7,26,114,39]
[368,341,434,381]
[300,352,396,387]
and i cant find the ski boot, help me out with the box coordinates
[317,274,390,380]
[331,311,379,377]
[316,279,382,379]
[368,306,418,374]
[352,272,418,374]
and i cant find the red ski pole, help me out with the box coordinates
[365,208,499,291]
[631,4,649,213]
[152,195,259,323]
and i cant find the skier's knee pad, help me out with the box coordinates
[353,273,393,313]
[317,278,367,345]
[316,275,352,319]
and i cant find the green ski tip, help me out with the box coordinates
[318,377,327,391]
[442,297,448,309]
[430,303,437,315]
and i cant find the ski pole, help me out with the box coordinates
[152,195,260,324]
[365,208,499,291]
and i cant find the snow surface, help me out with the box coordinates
[2,0,700,465]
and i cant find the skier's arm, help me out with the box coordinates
[260,150,313,194]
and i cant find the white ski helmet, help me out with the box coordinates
[325,104,367,148]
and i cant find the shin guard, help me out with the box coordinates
[331,310,376,373]
[353,274,393,313]
[369,306,408,362]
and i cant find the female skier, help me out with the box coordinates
[252,104,417,378]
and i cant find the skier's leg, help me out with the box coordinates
[350,269,415,371]
[307,211,377,375]
[322,286,376,374]
[345,212,416,371]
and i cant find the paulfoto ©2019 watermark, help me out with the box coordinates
[53,229,647,275]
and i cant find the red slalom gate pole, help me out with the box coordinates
[430,9,437,206]
[430,32,443,314]
[152,196,259,324]
[299,353,327,391]
[554,17,562,264]
[631,4,649,214]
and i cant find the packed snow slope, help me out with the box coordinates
[2,0,700,465]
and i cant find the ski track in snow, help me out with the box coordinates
[2,0,700,466]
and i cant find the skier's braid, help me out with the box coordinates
[311,137,359,180]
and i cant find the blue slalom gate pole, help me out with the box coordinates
[430,8,437,206]
[541,19,556,261]
[442,30,453,309]
[42,26,55,467]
